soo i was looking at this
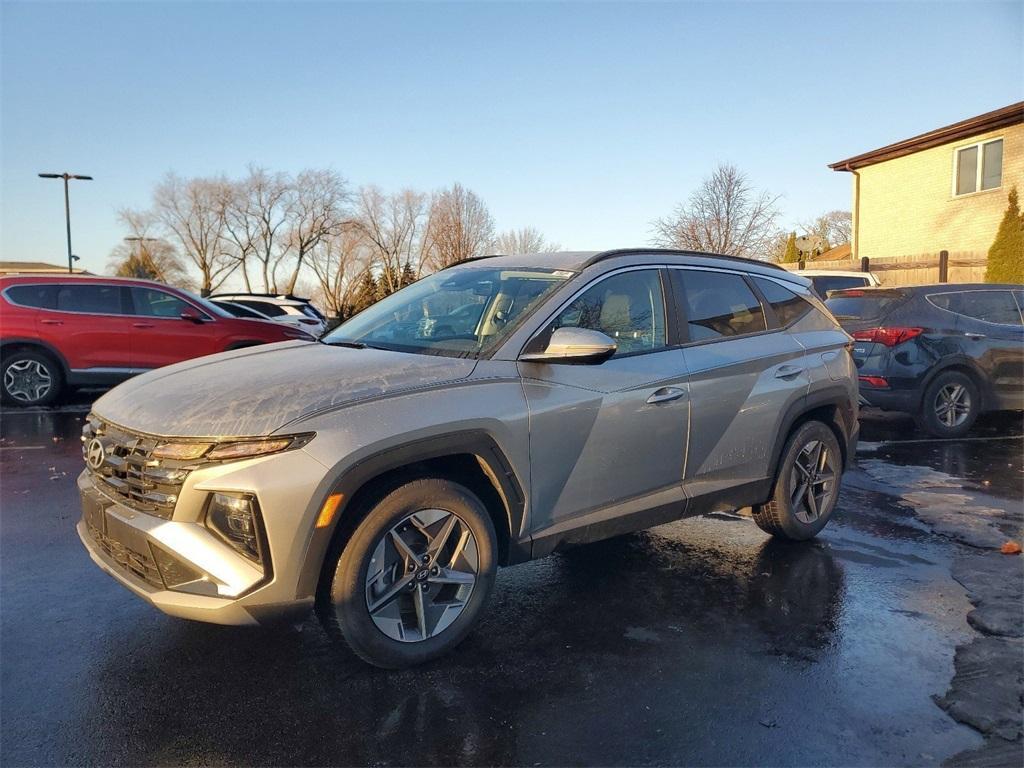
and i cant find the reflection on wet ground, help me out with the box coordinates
[2,404,1019,765]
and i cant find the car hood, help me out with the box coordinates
[92,341,477,438]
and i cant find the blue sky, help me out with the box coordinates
[2,1,1021,275]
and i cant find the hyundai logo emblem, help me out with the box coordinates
[86,438,106,470]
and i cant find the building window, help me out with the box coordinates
[954,138,1003,196]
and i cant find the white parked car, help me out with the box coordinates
[800,270,881,298]
[210,293,327,337]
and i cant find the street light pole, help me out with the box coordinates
[38,172,93,273]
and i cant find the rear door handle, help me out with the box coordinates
[964,332,986,340]
[39,319,63,325]
[646,386,686,404]
[132,323,155,329]
[775,364,804,379]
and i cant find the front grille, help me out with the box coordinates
[82,416,193,518]
[85,517,163,588]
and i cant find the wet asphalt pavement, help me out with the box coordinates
[1,397,1022,767]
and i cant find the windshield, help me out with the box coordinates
[810,275,870,297]
[325,266,572,357]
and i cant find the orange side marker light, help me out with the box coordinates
[316,493,344,529]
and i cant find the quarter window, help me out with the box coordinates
[677,271,767,341]
[552,270,667,356]
[955,139,1002,196]
[54,284,124,314]
[131,287,192,318]
[752,277,811,327]
[929,290,1022,325]
[5,284,57,309]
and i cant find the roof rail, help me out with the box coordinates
[209,292,312,302]
[441,254,505,270]
[582,248,788,272]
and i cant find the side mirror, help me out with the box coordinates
[520,327,617,364]
[180,310,206,324]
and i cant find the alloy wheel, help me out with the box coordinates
[364,508,479,643]
[789,439,837,525]
[3,360,52,403]
[934,383,971,428]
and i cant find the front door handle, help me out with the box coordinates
[132,323,155,329]
[646,386,686,404]
[39,319,63,326]
[775,364,804,379]
[964,332,986,340]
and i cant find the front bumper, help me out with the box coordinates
[77,439,329,625]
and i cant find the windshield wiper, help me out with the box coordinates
[322,339,395,352]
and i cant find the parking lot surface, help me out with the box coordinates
[1,399,1021,766]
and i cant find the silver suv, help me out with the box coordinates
[78,250,858,667]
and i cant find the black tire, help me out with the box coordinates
[1,349,63,407]
[919,370,979,438]
[753,420,842,541]
[317,478,497,668]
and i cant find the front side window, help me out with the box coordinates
[929,290,1021,325]
[677,270,766,341]
[955,139,1002,196]
[131,287,191,318]
[753,276,811,326]
[326,266,571,358]
[550,270,667,357]
[55,284,124,314]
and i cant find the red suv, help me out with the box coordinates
[0,275,314,406]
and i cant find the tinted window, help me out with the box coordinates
[55,284,124,314]
[753,277,811,326]
[214,301,264,319]
[929,290,1022,325]
[553,270,666,356]
[677,271,766,342]
[131,287,192,318]
[5,284,57,309]
[825,291,905,320]
[236,300,287,317]
[809,275,870,296]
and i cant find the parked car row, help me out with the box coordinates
[0,275,318,406]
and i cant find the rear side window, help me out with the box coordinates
[676,270,766,342]
[5,284,58,309]
[825,291,904,320]
[810,275,870,296]
[929,290,1022,325]
[55,284,125,314]
[236,300,286,317]
[130,287,192,318]
[752,277,811,327]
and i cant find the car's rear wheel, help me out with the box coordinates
[919,370,979,438]
[1,349,63,407]
[318,478,497,668]
[753,421,841,541]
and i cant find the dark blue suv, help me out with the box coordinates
[826,284,1024,437]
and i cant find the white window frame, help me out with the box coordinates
[952,137,1003,198]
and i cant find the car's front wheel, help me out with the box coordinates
[753,421,842,541]
[318,478,497,668]
[1,349,63,407]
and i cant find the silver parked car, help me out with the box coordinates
[77,250,858,667]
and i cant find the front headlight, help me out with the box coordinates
[152,433,313,463]
[205,492,265,566]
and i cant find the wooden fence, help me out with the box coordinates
[780,252,988,287]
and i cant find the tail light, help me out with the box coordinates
[858,375,889,389]
[851,327,923,347]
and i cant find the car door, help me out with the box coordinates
[128,286,222,368]
[951,289,1024,410]
[42,283,134,370]
[518,268,690,538]
[670,268,809,509]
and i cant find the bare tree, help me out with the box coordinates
[492,226,560,255]
[107,208,193,288]
[226,166,292,292]
[275,169,350,294]
[308,224,372,318]
[422,183,495,271]
[152,173,236,294]
[799,210,853,250]
[355,186,427,292]
[651,164,782,261]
